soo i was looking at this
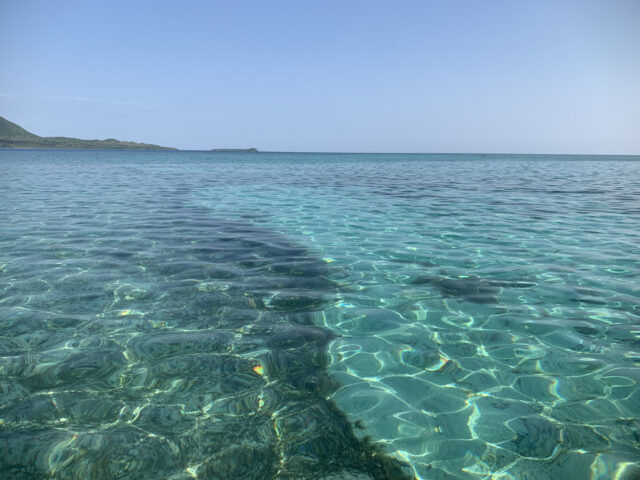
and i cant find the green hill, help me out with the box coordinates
[0,116,40,140]
[0,115,175,150]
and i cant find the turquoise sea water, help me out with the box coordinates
[1,150,639,479]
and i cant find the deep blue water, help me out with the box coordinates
[1,150,639,479]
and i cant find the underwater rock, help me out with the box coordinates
[502,416,561,458]
[412,274,534,304]
[126,330,235,360]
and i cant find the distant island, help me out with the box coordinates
[0,115,175,150]
[210,148,258,152]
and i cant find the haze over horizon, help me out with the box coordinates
[1,0,639,154]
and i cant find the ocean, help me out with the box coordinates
[1,150,639,479]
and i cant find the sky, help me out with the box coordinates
[1,0,639,153]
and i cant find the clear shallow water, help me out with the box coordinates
[1,150,639,479]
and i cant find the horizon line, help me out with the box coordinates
[167,149,640,156]
[2,147,640,156]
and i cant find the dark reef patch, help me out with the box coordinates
[0,208,412,479]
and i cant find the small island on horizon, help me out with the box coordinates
[210,148,258,152]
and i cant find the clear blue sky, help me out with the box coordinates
[1,0,639,153]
